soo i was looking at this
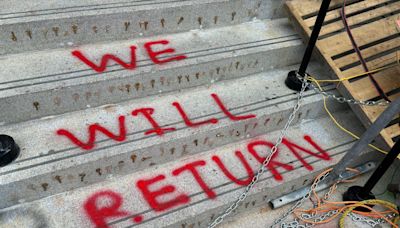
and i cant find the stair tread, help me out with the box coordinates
[0,110,369,228]
[0,62,328,177]
[0,0,283,55]
[0,62,345,208]
[0,63,330,177]
[0,18,303,124]
[0,19,298,95]
[1,0,217,23]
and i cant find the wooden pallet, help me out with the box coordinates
[286,0,400,148]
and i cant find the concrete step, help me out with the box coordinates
[0,110,374,228]
[0,18,303,124]
[0,63,345,209]
[0,0,284,54]
[219,162,399,228]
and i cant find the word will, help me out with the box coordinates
[56,93,256,150]
[72,39,186,73]
[83,135,331,227]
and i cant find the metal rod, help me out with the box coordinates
[362,139,400,195]
[270,162,376,209]
[298,0,332,76]
[329,98,400,182]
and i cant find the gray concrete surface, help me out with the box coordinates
[0,63,346,209]
[0,110,377,228]
[0,19,304,124]
[1,1,397,227]
[0,0,285,54]
[220,162,400,228]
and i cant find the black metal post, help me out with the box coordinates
[362,139,400,195]
[285,0,332,91]
[343,139,400,210]
[298,0,332,75]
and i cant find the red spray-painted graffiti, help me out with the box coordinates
[56,116,127,150]
[136,174,190,212]
[84,191,132,228]
[56,93,256,150]
[71,39,186,73]
[68,37,330,227]
[83,135,332,227]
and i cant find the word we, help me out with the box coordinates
[83,135,331,227]
[56,93,256,150]
[72,39,186,73]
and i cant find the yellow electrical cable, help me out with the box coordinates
[314,63,399,83]
[307,76,391,156]
[339,199,399,228]
[313,51,400,83]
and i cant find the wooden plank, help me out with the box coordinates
[286,0,400,148]
[333,37,400,69]
[361,93,400,122]
[304,0,393,27]
[320,1,400,36]
[360,93,400,148]
[341,51,399,78]
[289,0,346,17]
[347,66,400,100]
[319,14,400,56]
[386,124,400,139]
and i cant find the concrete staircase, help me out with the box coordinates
[0,1,377,227]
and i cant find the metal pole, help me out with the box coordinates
[361,139,400,195]
[285,0,332,91]
[298,0,332,76]
[270,162,376,209]
[329,98,400,182]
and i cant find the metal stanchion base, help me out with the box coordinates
[285,70,309,92]
[0,134,20,167]
[343,186,376,212]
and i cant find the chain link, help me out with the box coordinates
[272,172,331,227]
[207,75,309,228]
[281,219,313,228]
[275,73,392,228]
[297,74,390,106]
[276,176,397,228]
[291,209,339,227]
[349,212,397,227]
[206,72,390,228]
[275,177,341,228]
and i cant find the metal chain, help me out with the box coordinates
[280,219,313,228]
[277,177,397,228]
[272,172,331,227]
[207,75,309,228]
[281,211,397,228]
[302,209,339,222]
[275,73,392,228]
[297,74,390,106]
[207,72,389,228]
[276,178,342,228]
[272,73,391,227]
[285,208,339,228]
[349,212,397,227]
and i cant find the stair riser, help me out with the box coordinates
[0,95,344,209]
[0,40,303,124]
[0,0,283,55]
